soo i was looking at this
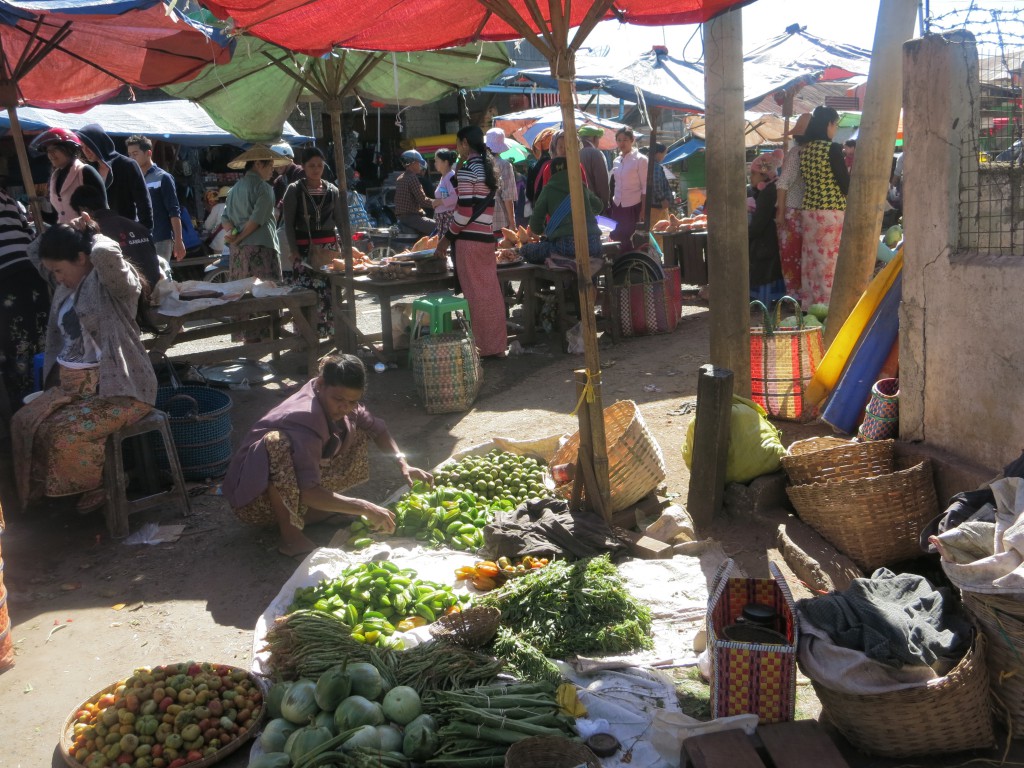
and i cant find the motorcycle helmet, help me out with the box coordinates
[29,127,82,153]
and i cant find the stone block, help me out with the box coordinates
[777,519,862,594]
[723,471,791,518]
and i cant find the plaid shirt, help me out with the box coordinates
[650,163,673,208]
[393,170,430,217]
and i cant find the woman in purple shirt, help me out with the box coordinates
[223,354,432,557]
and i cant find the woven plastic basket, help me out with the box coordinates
[812,632,994,757]
[429,606,501,649]
[781,437,895,486]
[504,736,601,768]
[786,458,938,571]
[411,332,482,414]
[551,400,666,513]
[960,591,1024,736]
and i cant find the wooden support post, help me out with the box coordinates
[574,369,609,521]
[686,364,734,533]
[327,102,357,354]
[643,108,660,229]
[703,8,751,396]
[826,0,918,347]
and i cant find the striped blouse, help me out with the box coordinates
[0,190,33,269]
[447,154,496,244]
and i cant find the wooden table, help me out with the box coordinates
[146,290,320,375]
[328,264,539,361]
[660,230,708,284]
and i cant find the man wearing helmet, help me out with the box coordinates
[30,128,106,226]
[393,150,435,236]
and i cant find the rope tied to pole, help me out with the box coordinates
[570,369,600,416]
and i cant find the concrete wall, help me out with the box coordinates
[901,32,1024,473]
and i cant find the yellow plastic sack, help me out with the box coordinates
[683,395,786,485]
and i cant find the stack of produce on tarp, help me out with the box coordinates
[928,453,1024,738]
[796,568,995,758]
[62,662,266,768]
[781,437,938,572]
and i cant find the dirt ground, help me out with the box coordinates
[1,299,1019,767]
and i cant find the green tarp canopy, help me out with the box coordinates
[165,38,511,143]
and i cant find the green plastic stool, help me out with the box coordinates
[411,292,472,335]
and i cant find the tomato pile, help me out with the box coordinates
[67,663,263,768]
[455,555,551,591]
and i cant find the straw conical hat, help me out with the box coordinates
[227,144,292,170]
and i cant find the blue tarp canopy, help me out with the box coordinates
[0,100,310,147]
[503,25,871,113]
[662,137,704,164]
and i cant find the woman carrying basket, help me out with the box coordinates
[10,219,156,515]
[222,353,432,558]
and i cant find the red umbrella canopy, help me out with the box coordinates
[1,4,230,110]
[202,0,746,55]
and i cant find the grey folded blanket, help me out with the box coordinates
[799,568,971,668]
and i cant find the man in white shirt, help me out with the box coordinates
[608,127,647,252]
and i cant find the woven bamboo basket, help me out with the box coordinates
[60,664,266,768]
[429,606,501,648]
[961,591,1024,736]
[786,458,938,571]
[504,736,601,768]
[782,437,895,486]
[551,400,666,513]
[812,632,994,757]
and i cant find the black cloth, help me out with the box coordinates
[526,154,549,204]
[481,497,626,561]
[798,568,972,669]
[273,163,305,204]
[828,143,851,197]
[748,181,783,288]
[921,488,996,553]
[91,209,162,288]
[76,126,153,229]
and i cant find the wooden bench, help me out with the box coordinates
[146,290,320,375]
[684,721,850,768]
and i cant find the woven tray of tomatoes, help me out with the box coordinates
[60,662,266,768]
[455,556,551,592]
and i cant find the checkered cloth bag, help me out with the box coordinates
[614,265,682,337]
[708,558,798,724]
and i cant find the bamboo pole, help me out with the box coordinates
[703,8,750,395]
[3,100,43,228]
[825,0,918,347]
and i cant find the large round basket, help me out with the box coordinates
[154,385,233,480]
[785,458,937,571]
[781,437,895,486]
[504,736,602,768]
[551,400,665,512]
[811,632,994,758]
[960,591,1024,736]
[429,606,501,648]
[59,663,266,768]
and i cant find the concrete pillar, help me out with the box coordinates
[826,0,917,347]
[900,32,978,441]
[703,8,750,395]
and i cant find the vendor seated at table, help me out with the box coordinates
[222,353,432,557]
[520,157,604,270]
[394,150,435,236]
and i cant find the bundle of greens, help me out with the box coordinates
[479,555,654,658]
